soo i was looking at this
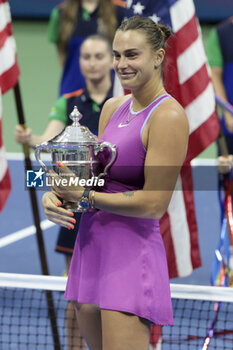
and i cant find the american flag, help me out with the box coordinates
[122,0,220,279]
[0,0,20,211]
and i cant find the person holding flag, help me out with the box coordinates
[42,16,189,350]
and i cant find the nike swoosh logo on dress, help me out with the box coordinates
[118,122,129,128]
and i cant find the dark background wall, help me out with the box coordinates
[194,0,233,22]
[8,0,233,22]
[8,0,62,19]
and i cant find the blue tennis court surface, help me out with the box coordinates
[0,157,65,276]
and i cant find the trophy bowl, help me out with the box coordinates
[35,106,116,212]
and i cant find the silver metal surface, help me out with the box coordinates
[35,106,116,212]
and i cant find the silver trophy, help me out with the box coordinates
[35,106,116,211]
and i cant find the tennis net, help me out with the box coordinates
[0,273,233,349]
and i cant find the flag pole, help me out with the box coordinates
[13,82,61,350]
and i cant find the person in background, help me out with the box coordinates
[15,34,114,350]
[207,17,233,154]
[48,0,125,96]
[42,16,189,350]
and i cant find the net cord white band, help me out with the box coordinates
[0,273,233,303]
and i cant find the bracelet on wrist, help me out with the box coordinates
[90,190,95,209]
[79,188,91,210]
[79,188,96,210]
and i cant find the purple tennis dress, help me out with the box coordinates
[65,94,174,325]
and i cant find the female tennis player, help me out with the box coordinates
[42,16,189,350]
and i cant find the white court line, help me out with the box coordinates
[191,158,217,166]
[0,220,55,248]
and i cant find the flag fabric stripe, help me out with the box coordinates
[177,36,207,84]
[179,64,211,108]
[163,0,217,276]
[0,1,11,33]
[186,82,216,133]
[170,0,195,32]
[0,140,8,182]
[0,167,11,211]
[0,0,20,211]
[0,92,11,212]
[180,165,201,270]
[125,0,219,279]
[0,58,20,94]
[174,15,199,56]
[0,36,17,75]
[160,212,178,278]
[0,22,12,48]
[167,0,219,153]
[165,38,218,163]
[0,1,19,94]
[0,92,5,178]
[167,176,193,276]
[123,1,216,346]
[0,115,2,148]
[187,110,218,161]
[163,4,219,163]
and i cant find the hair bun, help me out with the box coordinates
[157,23,172,41]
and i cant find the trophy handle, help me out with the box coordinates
[35,143,49,173]
[95,141,116,179]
